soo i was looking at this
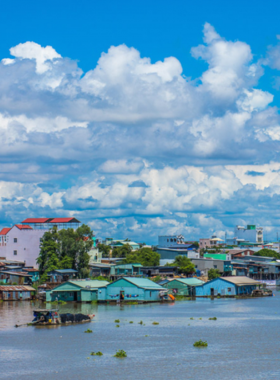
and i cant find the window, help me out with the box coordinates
[214,265,217,269]
[228,288,231,292]
[167,239,169,242]
[150,291,152,297]
[13,250,17,256]
[14,238,17,243]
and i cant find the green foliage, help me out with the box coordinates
[129,321,133,323]
[193,340,208,347]
[90,351,103,356]
[125,301,138,305]
[97,243,111,258]
[151,275,161,283]
[91,276,111,282]
[167,255,195,275]
[112,244,132,258]
[254,248,280,259]
[208,268,221,280]
[51,300,67,305]
[122,248,160,266]
[37,224,94,281]
[84,329,93,333]
[152,322,159,325]
[138,320,143,325]
[192,242,199,248]
[114,350,127,358]
[209,317,217,320]
[116,324,120,327]
[115,319,120,323]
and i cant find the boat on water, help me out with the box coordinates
[16,308,95,327]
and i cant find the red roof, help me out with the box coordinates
[21,218,52,223]
[49,218,80,223]
[0,228,11,236]
[15,225,33,230]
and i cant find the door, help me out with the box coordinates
[210,288,214,296]
[120,291,124,301]
[74,292,78,301]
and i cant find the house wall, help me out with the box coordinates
[195,278,258,297]
[163,279,190,296]
[1,290,32,300]
[156,248,189,260]
[0,227,45,267]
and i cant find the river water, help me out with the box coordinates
[1,291,280,380]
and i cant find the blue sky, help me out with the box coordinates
[1,0,280,242]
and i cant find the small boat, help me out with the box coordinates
[15,309,95,327]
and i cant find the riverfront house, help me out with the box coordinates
[46,280,109,302]
[47,269,78,283]
[98,277,166,303]
[195,276,261,297]
[0,285,36,300]
[163,278,205,296]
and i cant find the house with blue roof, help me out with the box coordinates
[98,277,166,303]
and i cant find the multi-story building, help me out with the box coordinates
[234,225,263,244]
[199,236,224,250]
[0,217,81,268]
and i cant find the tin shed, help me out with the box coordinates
[98,277,165,303]
[163,278,205,296]
[0,285,36,300]
[195,276,261,297]
[46,280,109,302]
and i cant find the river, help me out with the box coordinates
[1,291,280,380]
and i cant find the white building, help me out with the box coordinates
[158,235,185,248]
[234,225,263,244]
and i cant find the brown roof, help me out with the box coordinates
[222,276,260,286]
[23,268,39,272]
[0,271,32,277]
[0,285,35,291]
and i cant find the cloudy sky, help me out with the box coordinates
[1,0,280,243]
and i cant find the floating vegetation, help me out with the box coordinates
[174,295,185,301]
[144,335,149,337]
[190,317,194,320]
[116,324,120,327]
[51,300,67,305]
[199,318,202,320]
[84,329,93,333]
[91,300,98,304]
[114,349,127,358]
[129,321,133,324]
[115,319,120,323]
[209,317,217,320]
[152,322,159,325]
[126,301,138,305]
[90,352,103,356]
[138,320,143,325]
[193,340,208,347]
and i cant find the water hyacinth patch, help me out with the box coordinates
[90,352,103,356]
[152,322,159,325]
[193,340,208,347]
[139,321,143,325]
[209,317,217,320]
[129,321,133,324]
[116,324,120,327]
[115,319,120,323]
[84,329,93,333]
[114,350,127,358]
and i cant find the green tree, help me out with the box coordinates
[208,268,221,280]
[122,248,160,266]
[253,248,280,259]
[112,244,132,258]
[97,243,111,258]
[37,224,93,281]
[166,255,195,275]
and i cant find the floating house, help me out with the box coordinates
[110,263,143,279]
[47,269,78,283]
[0,271,33,285]
[163,278,205,296]
[46,280,109,302]
[0,285,36,300]
[195,276,261,297]
[98,277,166,303]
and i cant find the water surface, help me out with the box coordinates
[1,291,280,379]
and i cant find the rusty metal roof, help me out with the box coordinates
[0,285,35,291]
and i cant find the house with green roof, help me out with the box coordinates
[98,277,166,303]
[46,279,109,302]
[163,278,205,297]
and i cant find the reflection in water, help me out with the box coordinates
[1,293,280,379]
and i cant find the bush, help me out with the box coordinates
[114,349,127,358]
[193,340,208,347]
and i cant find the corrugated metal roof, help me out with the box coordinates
[15,224,32,230]
[0,285,35,291]
[222,276,260,286]
[0,227,11,235]
[49,218,80,223]
[48,269,78,274]
[173,278,205,286]
[121,277,165,289]
[69,280,109,288]
[22,218,52,223]
[0,271,32,276]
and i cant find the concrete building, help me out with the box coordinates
[158,235,185,248]
[190,258,233,276]
[199,236,224,250]
[228,225,264,245]
[0,217,81,268]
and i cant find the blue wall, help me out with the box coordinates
[195,278,257,297]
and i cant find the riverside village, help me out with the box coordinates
[0,217,277,322]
